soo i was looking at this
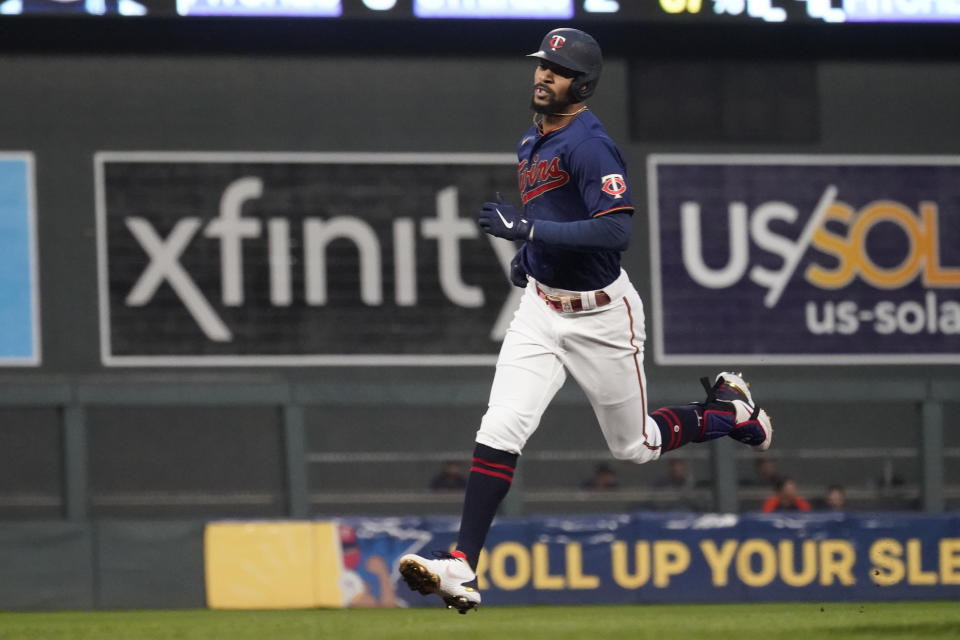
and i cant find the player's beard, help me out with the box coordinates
[530,85,572,115]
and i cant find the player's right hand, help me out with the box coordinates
[476,193,532,241]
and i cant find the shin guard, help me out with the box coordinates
[698,375,739,443]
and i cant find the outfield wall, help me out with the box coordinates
[2,513,958,610]
[0,521,206,610]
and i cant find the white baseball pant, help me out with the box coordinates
[475,269,663,463]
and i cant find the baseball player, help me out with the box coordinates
[400,27,773,614]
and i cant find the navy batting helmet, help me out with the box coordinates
[527,28,603,101]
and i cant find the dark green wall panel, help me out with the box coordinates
[95,521,206,610]
[0,523,94,610]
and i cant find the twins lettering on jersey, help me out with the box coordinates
[519,157,629,206]
[518,155,570,204]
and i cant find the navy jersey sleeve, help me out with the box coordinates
[567,136,633,217]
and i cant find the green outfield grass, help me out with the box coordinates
[0,602,957,640]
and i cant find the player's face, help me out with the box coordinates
[531,60,578,114]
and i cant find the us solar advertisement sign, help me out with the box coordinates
[0,153,40,366]
[95,152,519,366]
[648,155,960,365]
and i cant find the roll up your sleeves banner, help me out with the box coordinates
[204,513,960,609]
[647,155,960,365]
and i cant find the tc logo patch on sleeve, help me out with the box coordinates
[601,173,626,198]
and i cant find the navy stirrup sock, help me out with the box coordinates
[456,443,518,571]
[652,405,702,452]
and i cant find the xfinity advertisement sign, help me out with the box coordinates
[648,155,960,365]
[95,152,518,366]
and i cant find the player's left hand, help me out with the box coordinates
[477,193,532,241]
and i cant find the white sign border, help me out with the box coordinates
[95,151,516,368]
[0,152,41,367]
[647,153,960,366]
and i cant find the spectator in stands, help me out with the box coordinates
[761,476,811,512]
[429,460,467,491]
[815,484,847,511]
[653,457,705,511]
[581,462,619,490]
[654,458,695,491]
[743,457,781,488]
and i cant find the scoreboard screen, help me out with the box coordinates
[628,1,960,24]
[1,0,957,23]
